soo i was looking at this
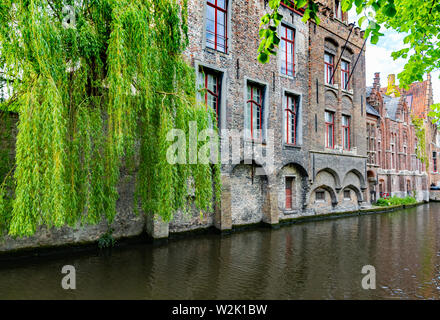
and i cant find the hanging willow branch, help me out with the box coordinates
[0,0,220,237]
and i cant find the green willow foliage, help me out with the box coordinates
[0,112,14,235]
[0,0,220,237]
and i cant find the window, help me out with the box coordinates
[206,0,228,53]
[342,115,350,150]
[285,94,299,145]
[335,0,343,20]
[285,177,295,210]
[280,0,306,14]
[198,69,221,123]
[344,190,351,200]
[280,25,295,77]
[325,111,334,149]
[378,141,381,166]
[403,146,407,170]
[324,53,335,84]
[391,134,396,169]
[341,60,350,90]
[433,152,437,172]
[316,191,325,201]
[245,83,264,141]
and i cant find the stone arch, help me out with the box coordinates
[341,184,363,204]
[309,185,338,213]
[343,168,366,189]
[367,170,376,181]
[342,45,354,55]
[324,37,339,52]
[230,161,269,226]
[342,95,353,110]
[315,168,341,190]
[277,162,310,211]
[325,90,338,109]
[230,157,267,176]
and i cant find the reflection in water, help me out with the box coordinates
[0,204,440,299]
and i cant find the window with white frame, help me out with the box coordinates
[284,94,299,145]
[341,60,350,90]
[335,1,343,20]
[280,25,295,77]
[245,83,265,141]
[198,67,222,128]
[206,0,228,53]
[342,115,350,150]
[324,53,335,85]
[325,111,335,148]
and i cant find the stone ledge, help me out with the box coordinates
[0,202,427,261]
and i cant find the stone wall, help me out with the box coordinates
[429,190,440,201]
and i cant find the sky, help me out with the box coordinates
[348,9,440,103]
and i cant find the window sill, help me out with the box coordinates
[325,83,339,90]
[284,143,301,150]
[279,73,296,81]
[244,138,266,146]
[204,47,229,57]
[334,17,349,26]
[283,209,298,215]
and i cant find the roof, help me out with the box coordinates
[366,86,372,96]
[366,103,380,117]
[380,80,430,118]
[401,80,430,118]
[384,96,400,121]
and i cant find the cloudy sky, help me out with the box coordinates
[348,9,440,103]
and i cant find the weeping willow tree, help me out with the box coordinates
[0,0,220,237]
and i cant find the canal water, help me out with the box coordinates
[1,203,439,299]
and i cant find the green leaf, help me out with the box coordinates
[358,16,367,27]
[258,52,269,63]
[384,4,396,17]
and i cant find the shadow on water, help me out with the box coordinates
[0,204,439,299]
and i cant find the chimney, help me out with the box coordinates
[386,74,400,97]
[373,72,380,91]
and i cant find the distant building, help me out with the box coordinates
[366,73,429,202]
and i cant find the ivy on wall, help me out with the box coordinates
[0,0,220,237]
[412,116,428,169]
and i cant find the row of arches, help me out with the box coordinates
[228,161,366,226]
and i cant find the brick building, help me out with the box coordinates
[366,73,429,202]
[397,74,440,188]
[0,1,372,242]
[166,0,370,236]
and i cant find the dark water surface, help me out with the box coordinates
[1,204,440,299]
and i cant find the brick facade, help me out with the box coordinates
[366,73,429,202]
[176,0,370,235]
